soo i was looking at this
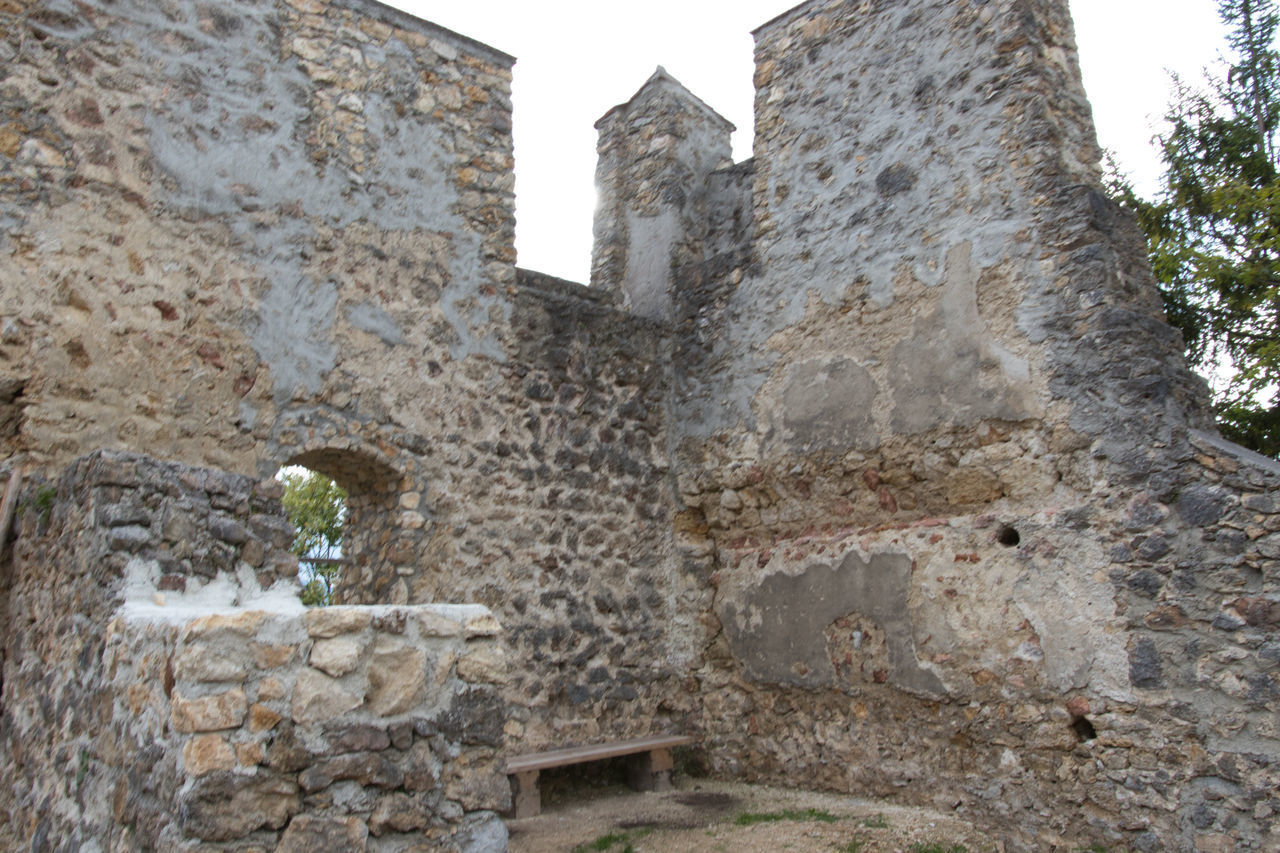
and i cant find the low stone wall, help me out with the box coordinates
[686,430,1280,851]
[108,604,508,851]
[1,450,509,851]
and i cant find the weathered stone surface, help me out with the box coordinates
[324,723,391,754]
[438,688,505,748]
[292,668,362,725]
[369,792,432,835]
[444,760,510,812]
[456,644,506,685]
[249,703,284,733]
[179,772,300,842]
[175,644,251,683]
[305,608,372,639]
[182,612,267,641]
[463,612,502,638]
[298,752,404,792]
[365,641,427,716]
[182,734,236,776]
[277,815,368,853]
[402,741,440,793]
[416,610,464,637]
[310,636,364,678]
[264,723,313,774]
[171,689,248,733]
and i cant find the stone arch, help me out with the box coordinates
[282,443,407,605]
[268,407,439,605]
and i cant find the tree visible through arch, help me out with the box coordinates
[276,445,406,606]
[279,467,346,605]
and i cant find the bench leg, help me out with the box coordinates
[625,748,674,793]
[509,770,542,819]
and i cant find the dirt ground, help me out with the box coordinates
[506,777,1002,853]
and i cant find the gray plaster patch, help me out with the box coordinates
[717,551,943,696]
[250,278,338,403]
[139,2,458,233]
[1013,550,1132,697]
[441,230,508,362]
[118,0,495,387]
[777,357,878,451]
[346,302,406,347]
[889,243,1035,434]
[623,209,682,321]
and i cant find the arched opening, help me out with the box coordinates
[277,465,347,605]
[277,446,404,605]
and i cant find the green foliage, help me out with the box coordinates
[280,469,346,606]
[861,814,890,829]
[32,484,56,524]
[1118,0,1280,457]
[732,808,840,826]
[837,841,865,853]
[908,845,967,853]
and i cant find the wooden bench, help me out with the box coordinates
[504,734,694,819]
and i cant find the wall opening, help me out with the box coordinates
[279,447,402,605]
[996,525,1021,547]
[1071,715,1097,742]
[277,465,347,605]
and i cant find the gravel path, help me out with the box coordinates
[507,778,1001,853]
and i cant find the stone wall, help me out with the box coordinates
[591,68,735,321]
[0,0,516,478]
[616,0,1279,850]
[2,0,1277,849]
[1,450,508,850]
[0,0,696,753]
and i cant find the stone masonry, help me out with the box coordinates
[2,451,508,850]
[1,0,1278,850]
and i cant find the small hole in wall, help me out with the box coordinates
[1071,715,1097,741]
[996,525,1021,547]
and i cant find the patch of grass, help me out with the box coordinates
[861,814,890,828]
[837,841,865,853]
[26,484,56,525]
[1075,846,1109,853]
[733,808,840,826]
[909,845,967,853]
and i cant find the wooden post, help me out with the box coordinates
[625,747,675,792]
[509,769,541,819]
[0,467,23,556]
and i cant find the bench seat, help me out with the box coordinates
[504,734,693,819]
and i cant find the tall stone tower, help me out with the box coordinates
[591,68,735,320]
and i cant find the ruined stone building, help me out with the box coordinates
[0,0,1277,849]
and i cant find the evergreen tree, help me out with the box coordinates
[280,469,346,606]
[1122,0,1280,457]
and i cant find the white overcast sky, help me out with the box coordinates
[390,1,1230,284]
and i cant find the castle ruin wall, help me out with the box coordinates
[0,0,697,763]
[0,450,511,850]
[608,1,1278,849]
[1,0,1278,850]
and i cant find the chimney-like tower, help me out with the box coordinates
[590,67,734,320]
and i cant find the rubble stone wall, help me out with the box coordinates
[0,0,694,754]
[1,450,508,851]
[637,1,1280,850]
[0,0,516,478]
[2,0,1277,850]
